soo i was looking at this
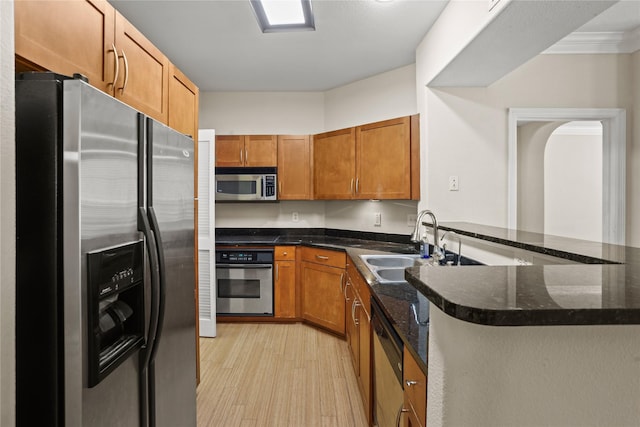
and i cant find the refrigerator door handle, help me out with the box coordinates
[146,206,167,427]
[137,206,160,427]
[147,206,167,363]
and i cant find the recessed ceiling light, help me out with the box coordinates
[250,0,315,33]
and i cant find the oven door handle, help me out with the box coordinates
[216,264,273,269]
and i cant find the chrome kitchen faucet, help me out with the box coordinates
[410,210,443,263]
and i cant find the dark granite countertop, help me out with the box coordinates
[407,222,640,327]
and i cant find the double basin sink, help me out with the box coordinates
[360,254,425,284]
[360,252,482,284]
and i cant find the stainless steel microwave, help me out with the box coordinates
[215,167,277,201]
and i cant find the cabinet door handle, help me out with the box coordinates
[239,149,243,164]
[315,255,329,260]
[339,272,345,294]
[355,178,359,194]
[405,380,418,387]
[350,178,354,194]
[245,148,248,164]
[279,181,282,195]
[118,50,129,94]
[344,279,350,300]
[109,44,119,89]
[352,299,360,326]
[396,405,410,427]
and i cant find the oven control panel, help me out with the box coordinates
[216,249,274,264]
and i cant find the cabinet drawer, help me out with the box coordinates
[301,247,346,269]
[275,246,296,261]
[403,347,427,427]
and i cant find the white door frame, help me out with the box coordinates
[507,108,626,245]
[197,129,216,337]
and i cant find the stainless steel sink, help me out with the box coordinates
[375,268,407,282]
[360,254,422,268]
[360,254,424,284]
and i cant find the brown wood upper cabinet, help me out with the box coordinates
[215,135,277,167]
[15,0,175,125]
[356,116,411,200]
[15,0,115,93]
[313,115,419,200]
[168,64,199,140]
[113,11,169,124]
[313,127,356,200]
[277,135,311,200]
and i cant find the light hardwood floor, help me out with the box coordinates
[197,323,368,427]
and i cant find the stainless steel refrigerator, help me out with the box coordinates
[15,72,196,427]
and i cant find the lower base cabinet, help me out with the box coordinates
[402,347,427,427]
[300,247,346,335]
[274,246,297,319]
[346,259,372,424]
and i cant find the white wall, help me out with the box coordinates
[199,91,325,135]
[428,304,640,427]
[415,53,635,244]
[630,50,640,246]
[215,201,325,229]
[0,1,15,425]
[324,200,417,235]
[202,66,419,234]
[545,124,603,241]
[324,64,417,131]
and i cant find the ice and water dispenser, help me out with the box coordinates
[87,240,145,387]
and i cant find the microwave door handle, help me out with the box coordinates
[260,177,264,199]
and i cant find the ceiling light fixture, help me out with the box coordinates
[250,0,315,33]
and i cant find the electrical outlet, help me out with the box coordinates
[449,175,459,191]
[408,214,417,227]
[374,212,381,226]
[292,212,299,222]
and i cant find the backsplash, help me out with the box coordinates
[215,199,417,235]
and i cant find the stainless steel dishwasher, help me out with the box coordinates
[372,298,404,427]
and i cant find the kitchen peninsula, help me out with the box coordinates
[406,222,640,427]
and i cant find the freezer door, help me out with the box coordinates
[62,79,144,427]
[148,119,197,427]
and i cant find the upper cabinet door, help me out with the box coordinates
[277,135,311,200]
[215,136,245,167]
[244,135,277,167]
[168,64,199,139]
[313,128,356,200]
[114,12,169,123]
[356,117,411,200]
[15,0,116,93]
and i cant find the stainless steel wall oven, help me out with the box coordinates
[215,249,274,316]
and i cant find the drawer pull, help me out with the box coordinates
[315,255,329,260]
[405,380,418,387]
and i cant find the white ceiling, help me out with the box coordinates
[109,0,640,93]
